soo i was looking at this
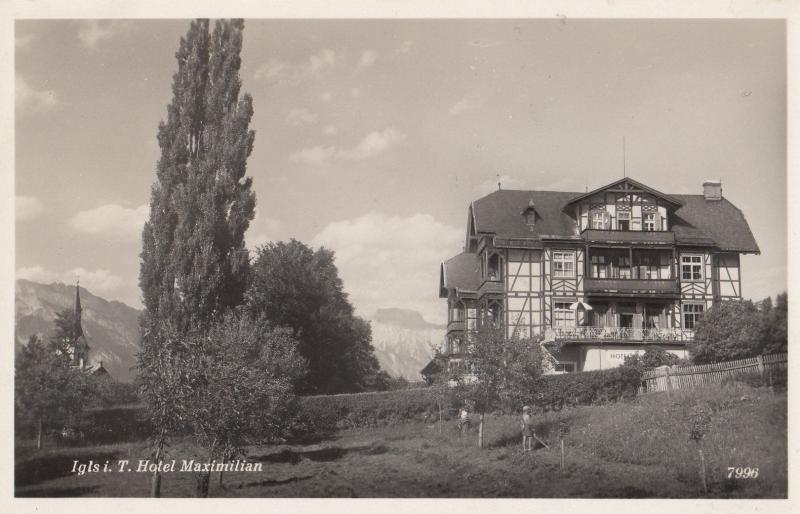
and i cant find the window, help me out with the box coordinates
[552,251,575,278]
[682,303,705,329]
[553,302,575,328]
[617,211,630,231]
[553,362,576,374]
[487,253,503,281]
[681,254,704,281]
[644,213,657,231]
[591,211,606,229]
[591,254,607,278]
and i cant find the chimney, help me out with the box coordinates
[703,180,722,201]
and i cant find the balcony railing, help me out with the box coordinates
[584,278,679,295]
[446,320,465,334]
[582,229,675,245]
[545,326,694,343]
[478,279,504,295]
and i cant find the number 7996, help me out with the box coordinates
[727,467,759,479]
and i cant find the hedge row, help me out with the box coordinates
[297,387,441,431]
[50,367,644,444]
[524,366,642,412]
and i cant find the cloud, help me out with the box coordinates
[323,125,339,136]
[340,128,406,160]
[397,40,413,54]
[286,108,318,126]
[16,266,125,297]
[350,87,361,98]
[312,212,462,322]
[449,97,470,116]
[320,91,333,103]
[289,145,339,166]
[78,20,119,49]
[16,75,57,115]
[247,210,282,249]
[255,49,337,84]
[289,128,406,166]
[358,49,378,68]
[16,195,44,221]
[69,203,148,241]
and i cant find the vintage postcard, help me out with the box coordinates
[6,1,797,512]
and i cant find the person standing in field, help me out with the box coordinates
[457,405,471,436]
[521,406,533,452]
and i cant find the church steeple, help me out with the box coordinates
[74,279,84,338]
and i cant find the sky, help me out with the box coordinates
[15,19,786,324]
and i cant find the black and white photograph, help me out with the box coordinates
[9,2,795,506]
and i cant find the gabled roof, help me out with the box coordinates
[440,252,480,297]
[671,195,759,253]
[471,190,580,240]
[563,176,684,209]
[466,180,759,253]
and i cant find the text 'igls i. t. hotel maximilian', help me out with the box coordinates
[437,177,759,375]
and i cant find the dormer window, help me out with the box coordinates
[522,199,536,228]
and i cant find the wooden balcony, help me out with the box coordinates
[446,320,465,334]
[582,229,675,245]
[545,326,694,343]
[478,279,504,296]
[584,278,679,296]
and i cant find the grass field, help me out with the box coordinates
[15,382,786,498]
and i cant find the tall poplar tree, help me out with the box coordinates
[139,18,255,335]
[138,19,256,497]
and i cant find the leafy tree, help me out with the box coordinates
[137,18,256,497]
[449,326,546,448]
[181,311,304,496]
[761,292,787,355]
[245,239,383,394]
[622,347,683,374]
[50,308,84,363]
[690,300,763,364]
[139,17,255,334]
[15,335,93,449]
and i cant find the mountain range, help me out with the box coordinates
[15,279,141,382]
[15,280,442,383]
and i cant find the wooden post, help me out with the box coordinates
[665,367,673,392]
[698,448,707,494]
[560,439,565,472]
[478,413,484,449]
[756,354,765,378]
[36,418,43,450]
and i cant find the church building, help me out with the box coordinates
[437,177,759,374]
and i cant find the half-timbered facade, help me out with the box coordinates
[437,177,758,374]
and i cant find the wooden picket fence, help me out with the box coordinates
[640,352,787,393]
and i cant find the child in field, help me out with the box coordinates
[457,406,471,436]
[521,406,533,452]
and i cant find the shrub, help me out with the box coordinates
[76,405,153,445]
[296,387,439,430]
[523,366,642,412]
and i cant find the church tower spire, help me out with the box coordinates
[75,279,84,338]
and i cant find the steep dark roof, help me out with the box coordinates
[471,190,580,240]
[440,252,480,295]
[467,187,759,253]
[671,195,759,253]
